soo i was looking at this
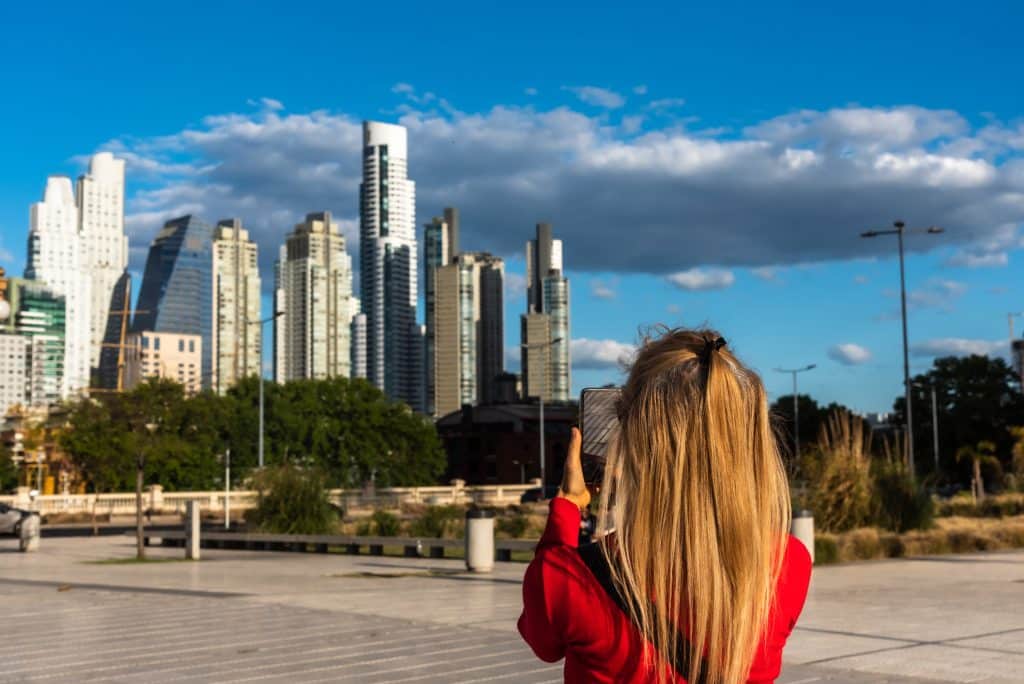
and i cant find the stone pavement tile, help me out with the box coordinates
[784,626,918,664]
[948,627,1024,655]
[809,644,1024,683]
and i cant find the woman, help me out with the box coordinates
[518,329,812,683]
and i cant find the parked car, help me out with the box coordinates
[519,485,560,504]
[0,503,38,537]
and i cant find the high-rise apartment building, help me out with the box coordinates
[432,252,505,417]
[25,176,90,397]
[423,208,459,415]
[521,223,570,402]
[133,215,215,388]
[0,274,67,409]
[124,331,202,395]
[77,152,128,374]
[359,121,420,409]
[212,219,261,393]
[350,310,367,380]
[274,212,356,382]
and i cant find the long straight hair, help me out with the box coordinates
[596,328,791,684]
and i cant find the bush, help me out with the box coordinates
[814,535,839,565]
[872,463,934,532]
[246,465,337,535]
[806,411,874,532]
[410,505,462,538]
[839,528,884,561]
[496,514,529,539]
[936,493,1024,518]
[371,510,402,536]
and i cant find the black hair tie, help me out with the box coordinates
[700,336,727,365]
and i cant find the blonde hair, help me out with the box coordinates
[597,328,791,684]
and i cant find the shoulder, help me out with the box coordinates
[776,534,812,613]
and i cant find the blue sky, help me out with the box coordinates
[2,1,1023,414]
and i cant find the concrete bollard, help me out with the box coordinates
[185,500,201,560]
[465,508,495,573]
[791,509,814,563]
[18,515,40,552]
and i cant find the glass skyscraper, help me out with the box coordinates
[133,215,215,389]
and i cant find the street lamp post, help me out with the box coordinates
[247,313,284,469]
[774,365,816,462]
[861,221,944,478]
[521,337,563,497]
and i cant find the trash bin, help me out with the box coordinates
[19,515,40,552]
[791,509,814,563]
[465,508,495,573]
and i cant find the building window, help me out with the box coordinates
[141,336,149,349]
[178,339,184,352]
[189,340,195,353]
[154,337,161,351]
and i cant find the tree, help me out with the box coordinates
[894,355,1024,485]
[956,441,1000,502]
[0,442,17,493]
[771,395,863,470]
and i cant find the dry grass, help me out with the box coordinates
[815,515,1024,564]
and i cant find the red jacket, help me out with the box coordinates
[518,497,812,683]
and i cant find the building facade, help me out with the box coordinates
[273,212,356,382]
[0,276,66,409]
[350,311,367,380]
[133,215,215,389]
[432,252,505,417]
[25,176,89,398]
[423,208,459,415]
[0,335,28,416]
[76,152,128,374]
[212,219,261,393]
[521,223,570,402]
[359,121,420,409]
[124,331,202,395]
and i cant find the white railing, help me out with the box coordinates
[0,481,541,517]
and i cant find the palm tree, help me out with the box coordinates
[956,441,999,502]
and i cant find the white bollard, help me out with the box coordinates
[185,500,201,560]
[18,515,40,552]
[465,508,495,573]
[791,510,815,563]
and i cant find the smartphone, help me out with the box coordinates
[580,387,622,485]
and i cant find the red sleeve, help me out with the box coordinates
[748,535,813,683]
[517,497,583,662]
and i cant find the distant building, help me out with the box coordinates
[95,272,131,390]
[432,252,505,417]
[212,219,261,393]
[1,275,66,408]
[493,372,521,404]
[436,403,577,486]
[360,121,420,409]
[0,334,28,416]
[134,215,215,388]
[521,223,570,402]
[25,175,89,397]
[124,331,202,395]
[274,212,357,382]
[423,208,459,415]
[350,311,367,379]
[76,152,128,375]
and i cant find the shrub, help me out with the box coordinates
[814,535,839,565]
[806,411,874,532]
[496,514,529,539]
[839,528,884,561]
[246,465,337,535]
[371,510,402,537]
[872,462,934,532]
[410,505,462,538]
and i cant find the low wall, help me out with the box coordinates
[0,481,542,517]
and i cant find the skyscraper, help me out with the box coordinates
[77,152,128,374]
[350,310,367,380]
[212,219,261,393]
[359,121,420,409]
[274,212,356,382]
[133,215,215,388]
[1,275,66,408]
[432,252,505,417]
[423,208,459,415]
[521,222,570,402]
[25,175,90,397]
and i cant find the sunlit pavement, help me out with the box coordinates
[0,536,1019,683]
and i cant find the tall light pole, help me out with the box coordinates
[861,221,944,478]
[521,336,563,497]
[774,365,816,462]
[247,312,283,469]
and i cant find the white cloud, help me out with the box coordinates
[648,97,686,111]
[945,250,1008,268]
[751,267,780,282]
[666,267,735,291]
[563,85,625,108]
[590,278,616,300]
[260,97,284,111]
[828,343,872,366]
[910,338,1007,358]
[666,304,681,314]
[505,272,527,300]
[571,338,636,370]
[391,83,415,95]
[633,85,648,95]
[524,87,538,96]
[853,275,869,285]
[104,100,1024,289]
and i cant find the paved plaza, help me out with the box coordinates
[0,535,1021,683]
